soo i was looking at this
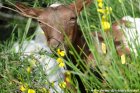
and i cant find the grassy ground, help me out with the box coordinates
[0,0,140,93]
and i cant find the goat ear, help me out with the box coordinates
[69,0,92,14]
[15,2,44,17]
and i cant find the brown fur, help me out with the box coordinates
[15,0,130,92]
[15,0,131,67]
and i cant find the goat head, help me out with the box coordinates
[15,0,92,51]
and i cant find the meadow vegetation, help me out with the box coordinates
[0,0,140,93]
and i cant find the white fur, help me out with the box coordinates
[13,25,65,93]
[122,16,140,55]
[50,3,62,8]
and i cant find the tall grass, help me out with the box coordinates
[0,0,140,93]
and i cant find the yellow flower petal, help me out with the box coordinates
[59,62,65,67]
[28,89,36,93]
[121,54,126,64]
[101,21,111,31]
[57,49,61,54]
[59,51,65,57]
[59,81,66,88]
[97,0,103,3]
[57,58,65,67]
[101,43,106,54]
[57,49,65,57]
[56,58,63,63]
[98,2,103,8]
[97,9,105,14]
[102,15,108,21]
[20,85,26,92]
[98,6,112,15]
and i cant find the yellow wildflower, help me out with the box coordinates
[59,81,66,88]
[59,62,65,67]
[98,2,103,8]
[97,7,112,15]
[57,58,63,63]
[97,0,103,3]
[28,89,36,93]
[26,67,31,73]
[20,85,26,92]
[102,15,108,21]
[97,9,105,14]
[56,58,65,67]
[121,54,126,64]
[101,21,110,31]
[57,49,65,57]
[101,43,107,54]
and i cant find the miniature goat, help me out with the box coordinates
[15,0,134,92]
[15,0,92,92]
[15,0,130,63]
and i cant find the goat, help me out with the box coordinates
[112,16,140,56]
[15,0,92,53]
[15,0,92,92]
[14,0,93,92]
[15,0,130,64]
[14,0,134,92]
